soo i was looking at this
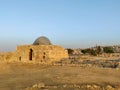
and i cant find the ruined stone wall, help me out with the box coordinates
[0,45,68,63]
[100,53,120,57]
[16,45,68,63]
[0,52,18,62]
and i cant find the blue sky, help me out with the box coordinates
[0,0,120,51]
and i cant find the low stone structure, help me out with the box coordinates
[0,36,68,64]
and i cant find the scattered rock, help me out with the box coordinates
[105,85,115,90]
[86,84,91,88]
[52,86,58,88]
[32,82,45,88]
[63,84,67,88]
[24,83,120,90]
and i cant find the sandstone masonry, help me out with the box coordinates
[0,45,68,64]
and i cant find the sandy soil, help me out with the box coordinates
[0,62,120,90]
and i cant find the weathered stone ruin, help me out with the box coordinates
[0,36,68,64]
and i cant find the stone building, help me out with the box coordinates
[0,36,68,63]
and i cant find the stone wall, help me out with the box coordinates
[0,52,18,62]
[99,53,120,57]
[0,45,68,64]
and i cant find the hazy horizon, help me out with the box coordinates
[0,0,120,51]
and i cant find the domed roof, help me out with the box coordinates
[33,36,52,45]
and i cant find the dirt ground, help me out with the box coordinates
[0,62,120,90]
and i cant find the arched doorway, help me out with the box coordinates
[19,56,21,61]
[29,49,33,60]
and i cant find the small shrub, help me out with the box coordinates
[103,47,114,53]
